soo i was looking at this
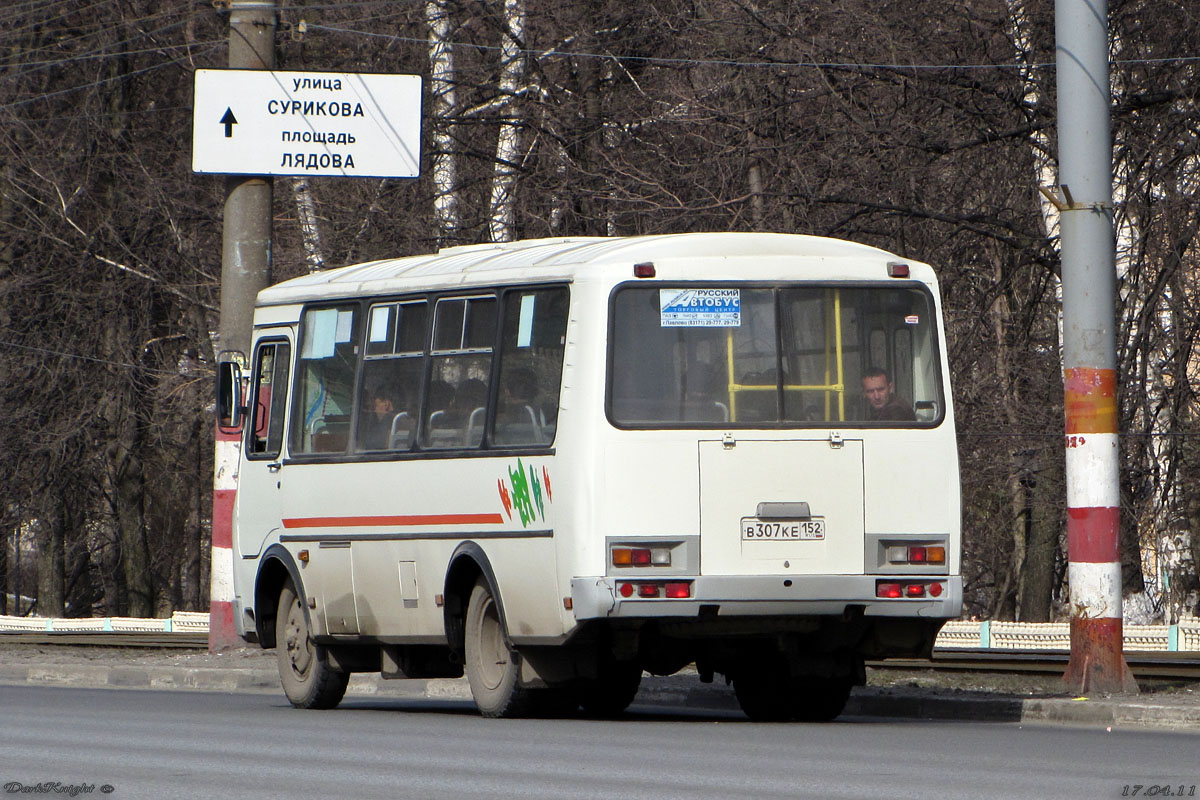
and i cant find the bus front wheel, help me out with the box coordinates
[464,579,534,718]
[276,579,349,709]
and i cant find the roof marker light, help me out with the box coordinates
[634,262,656,278]
[887,261,910,278]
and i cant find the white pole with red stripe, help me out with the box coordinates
[1056,0,1137,694]
[209,425,242,651]
[210,0,275,651]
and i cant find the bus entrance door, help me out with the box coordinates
[237,334,293,560]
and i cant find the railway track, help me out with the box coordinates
[871,649,1200,681]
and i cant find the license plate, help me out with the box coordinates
[741,517,825,540]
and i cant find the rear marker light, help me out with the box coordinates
[929,582,944,598]
[618,582,635,598]
[885,544,948,565]
[887,261,910,278]
[633,262,656,278]
[637,583,660,598]
[612,546,672,567]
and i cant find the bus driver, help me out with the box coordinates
[861,367,915,421]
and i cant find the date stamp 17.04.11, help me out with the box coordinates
[1122,786,1197,797]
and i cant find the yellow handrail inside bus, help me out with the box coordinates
[725,288,846,422]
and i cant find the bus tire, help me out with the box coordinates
[276,579,349,709]
[579,662,642,717]
[464,579,533,718]
[733,666,795,722]
[790,677,852,722]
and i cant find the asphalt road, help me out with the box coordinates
[2,685,1198,800]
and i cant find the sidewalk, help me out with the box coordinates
[1,642,1198,731]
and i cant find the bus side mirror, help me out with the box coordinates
[217,353,245,432]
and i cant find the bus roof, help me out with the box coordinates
[256,232,923,306]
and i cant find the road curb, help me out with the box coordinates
[2,664,1197,730]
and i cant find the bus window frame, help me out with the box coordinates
[604,280,947,431]
[245,337,292,461]
[278,282,571,466]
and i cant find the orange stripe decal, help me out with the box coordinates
[1064,367,1117,435]
[282,513,505,529]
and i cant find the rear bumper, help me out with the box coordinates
[570,574,962,620]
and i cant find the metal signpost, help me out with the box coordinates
[196,18,422,650]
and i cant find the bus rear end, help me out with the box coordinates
[571,258,960,721]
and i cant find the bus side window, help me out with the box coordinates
[356,301,426,453]
[422,296,497,450]
[493,287,568,446]
[292,305,360,455]
[248,340,291,457]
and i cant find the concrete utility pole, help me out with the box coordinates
[1056,0,1138,694]
[211,0,277,652]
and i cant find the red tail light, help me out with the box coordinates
[617,580,693,599]
[876,582,902,599]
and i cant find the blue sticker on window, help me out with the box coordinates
[659,289,741,327]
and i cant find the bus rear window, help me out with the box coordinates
[609,284,943,427]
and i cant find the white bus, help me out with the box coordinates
[218,232,961,721]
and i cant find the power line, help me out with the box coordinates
[0,42,224,113]
[0,339,199,378]
[305,21,1200,73]
[0,17,201,78]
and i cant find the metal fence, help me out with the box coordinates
[935,619,1200,652]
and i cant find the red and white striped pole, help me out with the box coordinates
[209,425,241,651]
[1062,371,1136,692]
[1056,0,1136,694]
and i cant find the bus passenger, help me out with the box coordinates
[861,367,915,421]
[360,385,398,450]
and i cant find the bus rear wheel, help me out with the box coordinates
[733,662,852,722]
[790,677,853,722]
[579,661,642,717]
[276,579,349,709]
[464,579,535,718]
